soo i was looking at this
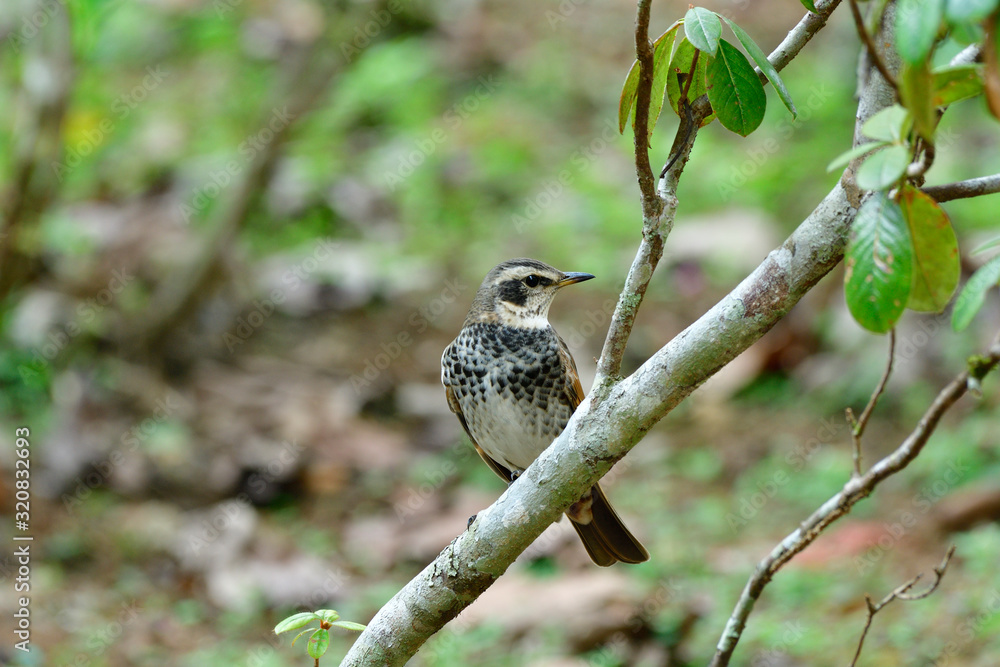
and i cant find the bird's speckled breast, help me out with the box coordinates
[442,322,574,472]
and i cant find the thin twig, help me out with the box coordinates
[849,329,896,477]
[923,173,1000,202]
[849,546,956,667]
[848,0,899,94]
[631,0,660,212]
[710,333,1000,667]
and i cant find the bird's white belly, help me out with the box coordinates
[468,388,554,472]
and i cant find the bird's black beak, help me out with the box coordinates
[556,272,595,287]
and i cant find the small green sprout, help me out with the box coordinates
[274,609,366,665]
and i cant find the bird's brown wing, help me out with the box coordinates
[555,333,585,411]
[444,383,516,484]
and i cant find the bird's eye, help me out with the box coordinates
[524,274,541,288]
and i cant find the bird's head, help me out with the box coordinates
[466,258,594,328]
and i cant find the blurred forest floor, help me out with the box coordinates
[1,0,1000,665]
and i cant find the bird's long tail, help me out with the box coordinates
[568,483,649,566]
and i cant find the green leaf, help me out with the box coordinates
[275,612,319,634]
[861,104,912,142]
[827,141,890,172]
[722,17,797,117]
[644,24,681,141]
[952,255,1000,331]
[896,0,944,65]
[308,628,331,659]
[684,7,722,56]
[900,61,936,140]
[945,0,999,25]
[620,23,682,138]
[706,39,767,136]
[666,37,711,120]
[798,0,818,12]
[618,60,640,134]
[932,64,984,106]
[315,609,341,623]
[900,186,960,311]
[845,193,914,333]
[332,621,368,632]
[855,144,910,190]
[972,236,1000,254]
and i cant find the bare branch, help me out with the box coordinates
[923,174,1000,202]
[849,546,956,667]
[631,0,660,215]
[850,329,896,477]
[710,335,1000,667]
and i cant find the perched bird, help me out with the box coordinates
[441,258,648,566]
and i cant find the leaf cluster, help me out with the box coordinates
[618,8,796,140]
[832,0,1000,333]
[275,609,366,662]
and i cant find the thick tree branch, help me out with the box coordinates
[594,0,843,387]
[849,546,956,667]
[923,173,1000,202]
[710,333,1000,667]
[340,184,856,667]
